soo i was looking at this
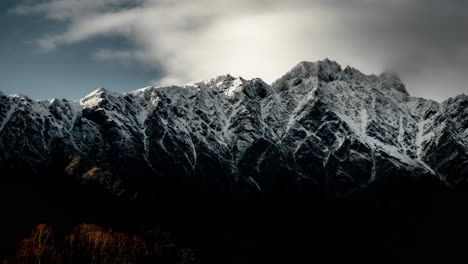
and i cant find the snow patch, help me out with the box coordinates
[0,103,17,132]
[224,78,244,97]
[415,119,436,174]
[360,109,368,134]
[248,176,262,191]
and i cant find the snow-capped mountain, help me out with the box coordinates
[1,59,467,197]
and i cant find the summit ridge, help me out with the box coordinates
[1,59,467,197]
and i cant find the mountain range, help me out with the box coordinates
[1,59,467,198]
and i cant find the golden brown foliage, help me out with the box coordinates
[64,155,82,175]
[6,224,198,264]
[9,224,61,264]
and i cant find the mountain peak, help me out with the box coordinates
[80,87,114,108]
[294,59,342,78]
[10,93,29,100]
[379,71,409,95]
[216,73,236,80]
[82,87,109,98]
[128,86,155,97]
[48,98,62,106]
[94,87,109,95]
[343,65,363,76]
[271,59,342,93]
[289,59,342,81]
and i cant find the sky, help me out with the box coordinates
[0,0,467,102]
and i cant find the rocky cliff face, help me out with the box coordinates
[1,59,467,197]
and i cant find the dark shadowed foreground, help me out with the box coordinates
[2,169,468,264]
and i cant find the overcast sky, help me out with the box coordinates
[1,0,467,102]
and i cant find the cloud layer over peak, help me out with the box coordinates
[10,0,468,101]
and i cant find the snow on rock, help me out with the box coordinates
[1,59,467,197]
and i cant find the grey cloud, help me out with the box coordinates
[11,0,144,20]
[324,0,468,100]
[11,0,468,101]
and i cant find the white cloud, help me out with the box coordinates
[11,0,468,101]
[12,0,385,84]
